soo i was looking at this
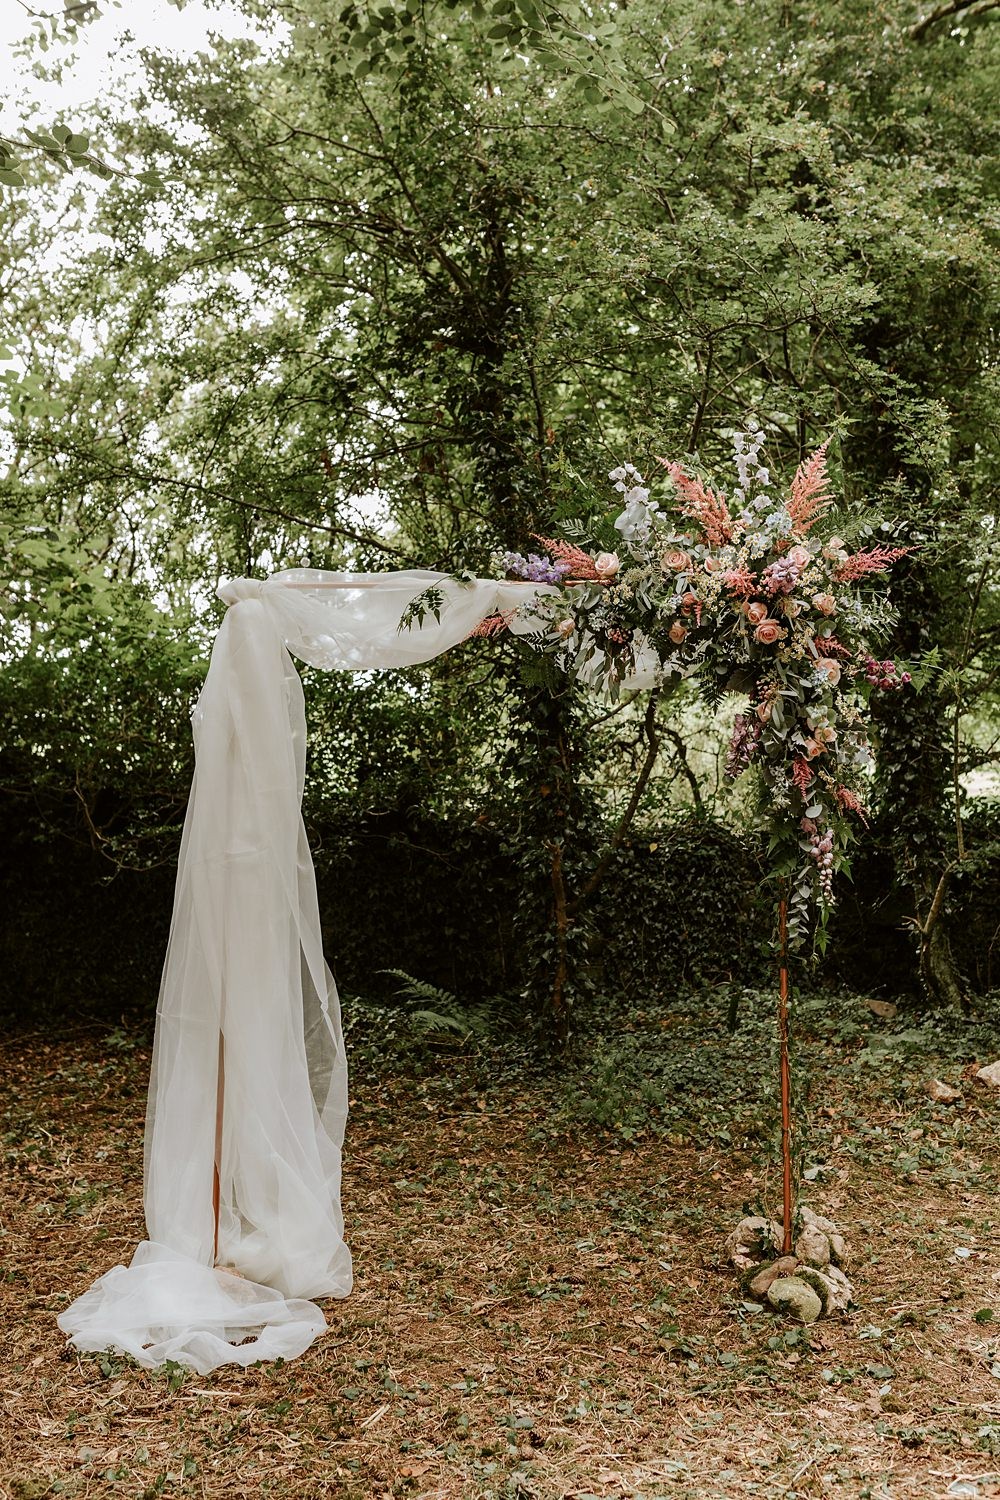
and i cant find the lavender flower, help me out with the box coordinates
[500,551,571,585]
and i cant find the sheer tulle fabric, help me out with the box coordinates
[58,571,550,1375]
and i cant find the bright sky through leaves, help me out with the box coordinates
[0,0,285,132]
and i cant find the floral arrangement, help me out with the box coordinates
[481,421,915,945]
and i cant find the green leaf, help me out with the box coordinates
[0,169,25,187]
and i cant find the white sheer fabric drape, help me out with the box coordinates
[58,570,550,1374]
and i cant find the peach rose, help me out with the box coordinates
[704,556,722,573]
[668,622,687,644]
[812,592,836,616]
[816,657,842,686]
[595,551,621,580]
[744,601,769,625]
[662,549,692,573]
[787,545,811,569]
[680,590,699,614]
[780,597,804,618]
[803,737,825,759]
[554,617,575,640]
[815,725,838,746]
[754,619,785,646]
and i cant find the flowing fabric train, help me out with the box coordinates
[58,571,551,1375]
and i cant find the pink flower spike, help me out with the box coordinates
[835,784,870,827]
[531,535,601,581]
[663,461,734,546]
[833,545,914,583]
[468,611,514,638]
[788,441,832,535]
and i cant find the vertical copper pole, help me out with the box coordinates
[778,897,793,1255]
[212,1031,224,1264]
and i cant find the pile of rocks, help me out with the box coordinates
[726,1207,853,1324]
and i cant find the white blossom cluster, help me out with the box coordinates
[733,419,796,543]
[609,463,660,546]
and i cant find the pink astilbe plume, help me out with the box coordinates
[722,566,758,598]
[792,756,814,794]
[659,460,733,546]
[833,545,913,583]
[788,442,833,535]
[835,784,870,827]
[531,535,600,581]
[815,635,853,658]
[468,611,513,638]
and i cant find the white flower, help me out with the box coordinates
[594,551,621,579]
[608,466,626,483]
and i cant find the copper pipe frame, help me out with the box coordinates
[777,897,793,1255]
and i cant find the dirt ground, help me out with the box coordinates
[2,996,1000,1500]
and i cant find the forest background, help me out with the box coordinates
[2,0,999,1041]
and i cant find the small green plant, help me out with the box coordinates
[379,969,485,1044]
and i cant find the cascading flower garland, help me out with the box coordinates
[481,422,915,946]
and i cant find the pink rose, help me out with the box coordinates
[787,545,811,568]
[668,622,687,644]
[595,551,621,580]
[662,549,692,573]
[744,601,769,625]
[816,657,842,686]
[812,592,836,616]
[753,619,785,646]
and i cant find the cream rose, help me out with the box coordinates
[787,545,811,569]
[754,619,785,646]
[554,617,576,640]
[595,551,621,580]
[816,657,842,685]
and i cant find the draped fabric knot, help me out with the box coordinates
[217,578,265,606]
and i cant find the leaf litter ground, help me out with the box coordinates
[2,988,1000,1500]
